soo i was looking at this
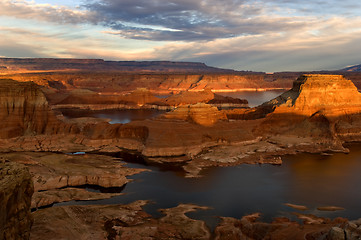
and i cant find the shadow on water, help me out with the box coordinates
[93,150,188,176]
[59,108,167,124]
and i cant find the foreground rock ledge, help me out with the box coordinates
[0,161,34,240]
[1,152,147,209]
[30,201,361,240]
[30,201,211,240]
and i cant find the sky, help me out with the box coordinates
[1,0,361,72]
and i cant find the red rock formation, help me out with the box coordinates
[0,161,33,240]
[258,74,361,142]
[0,79,79,138]
[163,103,227,126]
[2,72,290,95]
[30,201,211,240]
[52,87,247,111]
[264,74,361,115]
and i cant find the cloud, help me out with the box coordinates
[0,0,96,24]
[2,0,360,43]
[134,15,361,71]
[84,0,313,41]
[0,25,155,60]
[2,0,361,72]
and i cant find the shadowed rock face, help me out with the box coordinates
[0,161,34,240]
[0,79,79,138]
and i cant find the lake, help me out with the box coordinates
[56,143,361,229]
[217,89,286,107]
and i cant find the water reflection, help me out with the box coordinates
[217,90,286,107]
[281,144,361,219]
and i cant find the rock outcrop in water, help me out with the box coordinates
[0,161,34,240]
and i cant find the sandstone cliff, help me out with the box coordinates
[0,79,79,138]
[2,72,290,96]
[0,161,33,240]
[163,103,227,126]
[258,74,361,141]
[263,74,361,115]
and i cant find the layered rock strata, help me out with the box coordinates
[163,103,227,126]
[51,88,248,111]
[263,74,361,115]
[0,79,79,138]
[258,74,361,142]
[2,71,290,95]
[2,152,146,209]
[1,75,361,174]
[0,161,33,240]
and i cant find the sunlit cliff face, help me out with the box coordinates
[265,74,361,117]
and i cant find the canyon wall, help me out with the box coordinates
[0,79,150,143]
[0,79,79,138]
[2,58,361,95]
[0,161,34,240]
[2,72,289,95]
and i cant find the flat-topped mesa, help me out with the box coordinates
[264,74,361,116]
[0,58,235,73]
[0,79,79,138]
